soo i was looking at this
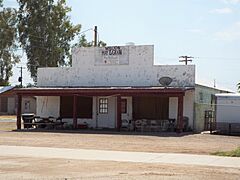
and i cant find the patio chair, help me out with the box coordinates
[150,120,160,132]
[135,119,142,132]
[121,119,130,131]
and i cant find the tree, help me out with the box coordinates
[74,34,107,47]
[238,82,240,92]
[17,0,81,81]
[0,5,20,86]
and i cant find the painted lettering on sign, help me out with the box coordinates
[95,46,129,65]
[102,46,123,56]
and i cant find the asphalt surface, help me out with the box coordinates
[0,145,239,168]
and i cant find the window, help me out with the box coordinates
[99,98,108,114]
[24,100,30,111]
[199,92,203,102]
[133,96,169,120]
[121,99,127,113]
[60,96,93,118]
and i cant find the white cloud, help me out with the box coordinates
[222,0,240,4]
[215,22,240,41]
[210,7,233,14]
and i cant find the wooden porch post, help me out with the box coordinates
[177,95,184,133]
[17,94,22,130]
[73,95,77,129]
[117,95,122,131]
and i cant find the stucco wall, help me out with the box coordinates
[169,97,178,120]
[36,96,60,117]
[183,90,194,129]
[37,45,195,87]
[169,90,194,129]
[194,85,227,132]
[7,97,15,114]
[22,97,36,114]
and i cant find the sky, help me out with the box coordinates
[4,0,240,92]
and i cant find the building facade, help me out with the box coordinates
[194,84,229,132]
[16,45,195,131]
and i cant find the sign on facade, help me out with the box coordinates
[95,46,129,65]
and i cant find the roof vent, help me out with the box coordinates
[159,77,173,87]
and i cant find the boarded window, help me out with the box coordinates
[121,99,127,113]
[60,96,92,118]
[133,96,169,120]
[0,97,8,112]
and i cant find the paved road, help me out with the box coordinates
[0,145,239,168]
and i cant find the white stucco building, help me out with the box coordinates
[16,45,196,132]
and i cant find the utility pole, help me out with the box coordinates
[179,56,194,65]
[94,26,97,47]
[17,66,25,87]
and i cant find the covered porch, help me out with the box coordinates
[15,87,193,132]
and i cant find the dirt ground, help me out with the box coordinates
[0,129,240,155]
[0,156,240,180]
[0,116,240,179]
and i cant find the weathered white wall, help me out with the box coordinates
[194,85,227,132]
[36,96,60,117]
[22,97,36,114]
[183,90,194,128]
[169,97,178,120]
[7,97,15,114]
[169,91,194,129]
[216,95,240,123]
[37,45,195,87]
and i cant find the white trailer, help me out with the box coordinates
[215,93,240,134]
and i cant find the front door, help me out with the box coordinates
[121,97,132,127]
[96,97,115,128]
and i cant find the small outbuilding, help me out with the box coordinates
[0,86,36,115]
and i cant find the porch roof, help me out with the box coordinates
[0,86,15,96]
[14,86,194,97]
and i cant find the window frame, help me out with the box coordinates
[99,98,108,114]
[60,96,93,118]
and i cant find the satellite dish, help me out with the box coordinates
[159,76,173,87]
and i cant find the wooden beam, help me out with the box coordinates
[14,87,188,97]
[16,94,22,129]
[116,95,122,131]
[177,95,184,133]
[73,95,77,129]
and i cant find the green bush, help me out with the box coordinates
[211,147,240,157]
